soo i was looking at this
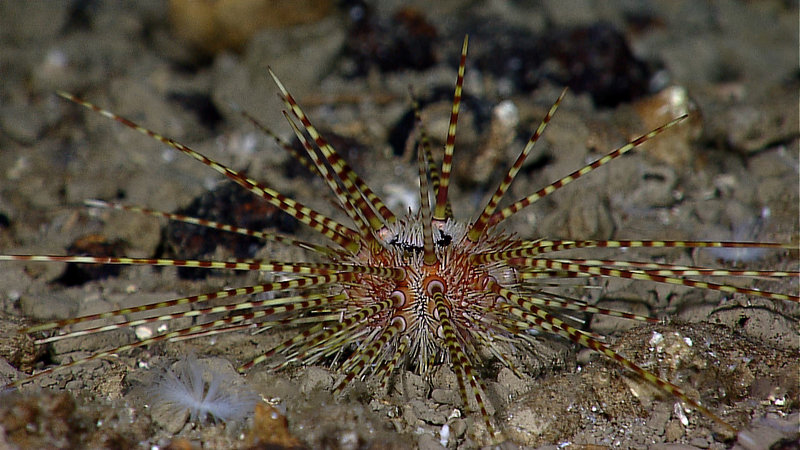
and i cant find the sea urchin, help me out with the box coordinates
[2,36,797,444]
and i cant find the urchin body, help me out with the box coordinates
[343,216,519,376]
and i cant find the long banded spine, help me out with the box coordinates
[488,281,737,433]
[242,298,395,372]
[38,293,345,345]
[489,115,688,227]
[85,199,334,255]
[468,88,567,241]
[0,254,404,279]
[538,257,798,277]
[236,108,320,177]
[334,316,406,392]
[510,257,799,302]
[25,274,347,334]
[6,305,313,390]
[410,89,448,217]
[473,239,795,262]
[418,143,437,266]
[427,278,496,438]
[282,110,378,244]
[58,91,361,253]
[269,71,395,230]
[434,35,469,221]
[497,290,660,323]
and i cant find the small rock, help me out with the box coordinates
[689,436,709,448]
[169,0,333,55]
[299,366,335,394]
[246,403,303,448]
[398,370,428,400]
[448,418,467,439]
[151,400,190,434]
[431,388,458,406]
[20,293,77,322]
[632,85,701,167]
[402,404,417,427]
[0,105,46,144]
[496,367,528,398]
[649,445,700,450]
[417,432,444,450]
[664,419,685,442]
[411,399,446,425]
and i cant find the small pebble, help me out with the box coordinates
[0,105,46,144]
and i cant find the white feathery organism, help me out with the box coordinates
[703,207,772,263]
[148,356,260,425]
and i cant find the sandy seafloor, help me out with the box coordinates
[0,1,798,448]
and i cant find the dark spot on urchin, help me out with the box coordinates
[159,182,297,279]
[387,229,453,255]
[436,233,452,247]
[388,235,422,256]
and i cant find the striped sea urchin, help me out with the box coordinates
[1,36,798,444]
